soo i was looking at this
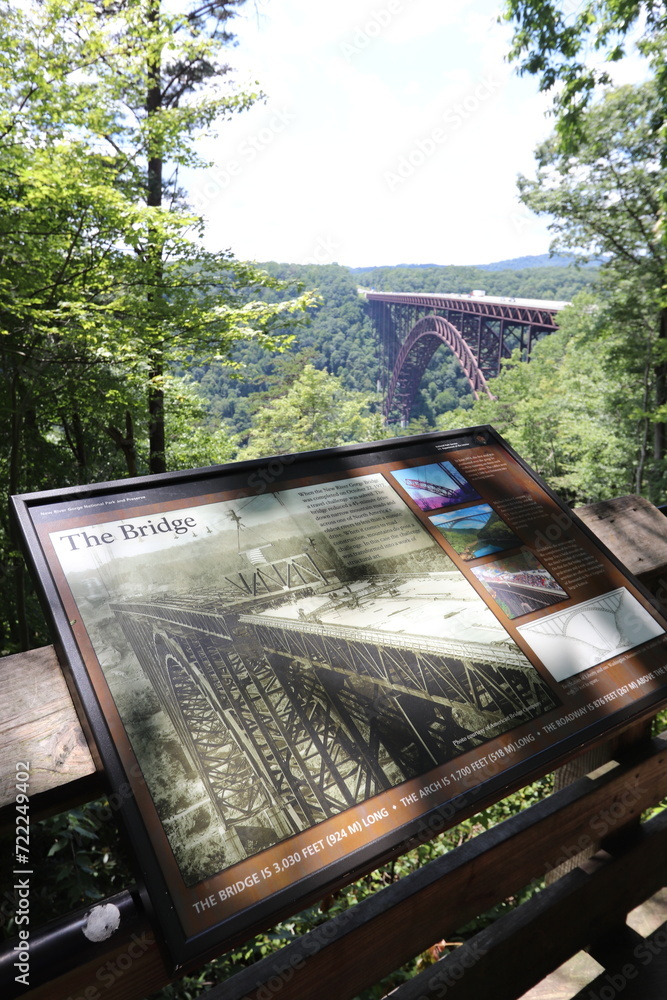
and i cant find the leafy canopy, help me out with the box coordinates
[240,365,383,460]
[503,0,667,146]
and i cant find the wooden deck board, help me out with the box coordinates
[0,645,96,810]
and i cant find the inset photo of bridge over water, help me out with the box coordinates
[49,471,560,886]
[429,503,522,561]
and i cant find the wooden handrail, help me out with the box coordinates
[6,732,667,1000]
[0,646,101,824]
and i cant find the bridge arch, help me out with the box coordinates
[384,315,493,424]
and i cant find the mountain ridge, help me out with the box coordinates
[349,253,578,273]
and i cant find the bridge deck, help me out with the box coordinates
[365,290,570,311]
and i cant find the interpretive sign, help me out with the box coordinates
[12,426,667,968]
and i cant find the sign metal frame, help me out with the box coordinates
[12,426,667,969]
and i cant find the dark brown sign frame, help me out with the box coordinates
[11,426,667,970]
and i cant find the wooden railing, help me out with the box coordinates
[2,495,667,1000]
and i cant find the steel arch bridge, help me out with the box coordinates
[366,291,567,424]
[110,570,558,866]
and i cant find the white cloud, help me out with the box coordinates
[185,0,646,266]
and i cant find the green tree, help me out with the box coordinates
[79,0,317,473]
[515,82,667,489]
[439,293,648,504]
[239,365,383,460]
[502,5,667,478]
[102,0,247,472]
[503,0,667,147]
[0,0,314,650]
[164,378,237,469]
[1,0,313,473]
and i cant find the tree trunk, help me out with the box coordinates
[146,0,166,475]
[9,370,29,651]
[62,411,87,482]
[148,377,166,474]
[635,342,653,495]
[653,306,667,474]
[106,409,138,477]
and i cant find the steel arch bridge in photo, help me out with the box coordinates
[109,572,558,868]
[365,291,567,424]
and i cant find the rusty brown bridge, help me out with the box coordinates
[365,291,568,424]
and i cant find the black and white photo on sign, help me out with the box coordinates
[51,473,559,885]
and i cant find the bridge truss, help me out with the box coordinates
[111,570,558,867]
[366,292,564,424]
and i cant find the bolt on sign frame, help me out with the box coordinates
[11,426,667,970]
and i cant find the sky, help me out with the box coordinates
[185,0,648,269]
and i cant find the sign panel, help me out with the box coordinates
[12,427,667,967]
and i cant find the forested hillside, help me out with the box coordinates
[192,260,596,440]
[192,263,379,435]
[353,263,594,300]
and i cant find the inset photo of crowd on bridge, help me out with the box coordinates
[472,551,569,619]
